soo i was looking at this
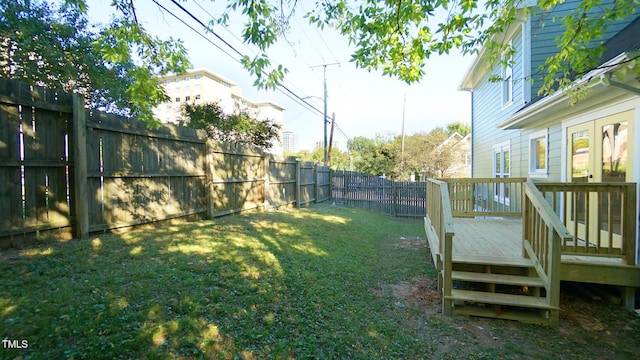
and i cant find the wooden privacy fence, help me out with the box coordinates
[0,80,330,248]
[331,170,426,217]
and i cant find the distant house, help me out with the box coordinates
[429,132,471,179]
[153,68,286,154]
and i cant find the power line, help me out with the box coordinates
[151,0,351,143]
[153,0,325,117]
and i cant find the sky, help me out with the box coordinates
[87,0,473,151]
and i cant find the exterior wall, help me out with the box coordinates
[471,3,637,179]
[510,124,563,182]
[530,0,636,97]
[470,26,525,178]
[154,69,241,124]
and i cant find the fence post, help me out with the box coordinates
[72,94,89,239]
[392,181,398,217]
[205,140,215,219]
[328,168,333,202]
[295,160,301,208]
[314,164,319,204]
[343,171,347,201]
[263,155,270,211]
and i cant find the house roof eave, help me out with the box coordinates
[497,52,635,130]
[458,9,529,91]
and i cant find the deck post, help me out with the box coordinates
[623,184,636,266]
[442,232,453,315]
[548,230,561,326]
[621,287,636,311]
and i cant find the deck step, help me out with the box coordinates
[452,306,553,326]
[452,255,534,268]
[448,289,556,310]
[452,271,545,287]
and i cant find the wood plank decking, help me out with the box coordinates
[451,218,522,260]
[426,217,639,287]
[445,218,627,267]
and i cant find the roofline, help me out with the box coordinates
[458,8,529,91]
[158,68,239,87]
[231,93,286,111]
[497,52,632,129]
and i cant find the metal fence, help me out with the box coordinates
[331,170,426,217]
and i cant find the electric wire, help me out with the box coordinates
[153,0,326,118]
[152,0,351,143]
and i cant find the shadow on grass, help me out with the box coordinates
[0,204,430,359]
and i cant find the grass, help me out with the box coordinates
[1,204,639,359]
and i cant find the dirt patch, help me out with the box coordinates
[393,237,427,249]
[389,275,441,310]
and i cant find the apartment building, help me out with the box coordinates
[282,129,296,153]
[154,68,285,154]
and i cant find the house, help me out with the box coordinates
[422,2,639,325]
[438,132,471,179]
[460,4,639,269]
[153,68,286,154]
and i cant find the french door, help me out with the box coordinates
[566,111,634,247]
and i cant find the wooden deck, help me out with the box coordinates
[451,218,522,260]
[447,218,629,268]
[425,178,639,325]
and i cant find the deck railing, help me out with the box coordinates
[522,182,573,324]
[535,183,637,266]
[443,178,527,217]
[425,179,455,315]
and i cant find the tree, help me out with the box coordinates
[180,101,281,151]
[1,0,189,126]
[347,136,397,177]
[10,0,638,125]
[287,147,350,170]
[446,122,470,137]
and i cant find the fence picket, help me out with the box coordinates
[0,79,332,248]
[330,171,426,217]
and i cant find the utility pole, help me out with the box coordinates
[310,62,340,165]
[327,113,336,167]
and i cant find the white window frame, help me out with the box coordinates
[528,129,549,178]
[493,140,511,205]
[501,40,514,108]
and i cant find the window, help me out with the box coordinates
[175,77,180,83]
[185,75,190,80]
[165,79,170,85]
[195,94,201,100]
[493,141,511,204]
[529,129,548,177]
[185,95,191,101]
[175,97,180,102]
[194,74,201,80]
[502,40,513,106]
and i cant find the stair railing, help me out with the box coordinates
[426,179,455,315]
[522,181,573,325]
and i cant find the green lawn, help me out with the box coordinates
[1,204,639,359]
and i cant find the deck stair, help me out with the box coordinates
[445,255,557,325]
